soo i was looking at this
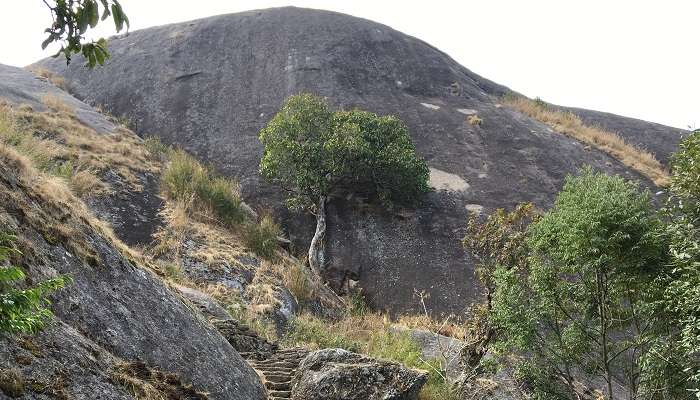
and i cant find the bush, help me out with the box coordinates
[242,216,280,259]
[161,149,246,227]
[143,136,170,158]
[282,262,313,304]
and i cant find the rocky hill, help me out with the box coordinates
[35,6,686,318]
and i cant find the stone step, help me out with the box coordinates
[252,361,297,369]
[265,380,291,391]
[268,390,291,399]
[257,367,294,374]
[264,374,292,383]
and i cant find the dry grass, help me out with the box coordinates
[111,361,208,400]
[502,95,670,186]
[0,100,161,198]
[27,67,69,91]
[42,94,75,116]
[467,115,483,126]
[282,261,313,304]
[0,140,143,270]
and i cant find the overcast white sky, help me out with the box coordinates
[1,1,697,129]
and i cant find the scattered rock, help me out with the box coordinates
[291,348,428,400]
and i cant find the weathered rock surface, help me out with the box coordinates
[290,348,428,400]
[36,7,686,316]
[0,147,265,399]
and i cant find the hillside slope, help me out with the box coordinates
[36,7,685,316]
[0,66,266,399]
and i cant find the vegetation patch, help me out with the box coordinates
[242,215,281,260]
[282,311,457,400]
[111,361,208,400]
[161,149,246,228]
[502,94,669,186]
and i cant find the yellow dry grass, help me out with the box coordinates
[26,67,69,91]
[0,100,161,197]
[502,95,670,186]
[42,94,75,116]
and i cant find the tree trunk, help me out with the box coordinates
[308,195,327,275]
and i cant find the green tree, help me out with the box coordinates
[489,169,667,399]
[259,93,429,274]
[0,232,71,334]
[462,203,538,367]
[41,0,129,67]
[645,132,700,398]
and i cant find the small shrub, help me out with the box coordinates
[197,176,246,227]
[347,291,370,317]
[143,136,170,158]
[51,160,74,180]
[467,115,483,126]
[282,262,313,304]
[161,150,246,227]
[242,216,280,259]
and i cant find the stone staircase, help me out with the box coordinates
[240,347,309,400]
[210,318,308,400]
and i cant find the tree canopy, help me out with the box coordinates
[41,0,129,67]
[259,93,430,210]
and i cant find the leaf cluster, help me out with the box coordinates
[258,94,430,211]
[0,232,71,335]
[41,0,129,67]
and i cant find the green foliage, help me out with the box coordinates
[259,93,430,210]
[281,315,362,352]
[41,0,129,67]
[671,132,700,217]
[161,149,246,227]
[650,131,700,398]
[242,216,281,260]
[143,136,170,158]
[489,169,668,398]
[281,312,454,400]
[0,232,71,335]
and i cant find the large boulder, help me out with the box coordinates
[36,7,686,316]
[290,348,428,400]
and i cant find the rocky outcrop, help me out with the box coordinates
[36,7,686,317]
[0,142,264,399]
[290,348,428,400]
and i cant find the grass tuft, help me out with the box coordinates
[502,94,669,186]
[242,215,280,260]
[161,149,246,227]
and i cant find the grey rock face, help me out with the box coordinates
[0,156,265,399]
[291,348,428,400]
[36,7,684,316]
